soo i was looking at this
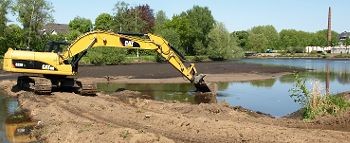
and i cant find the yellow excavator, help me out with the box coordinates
[2,31,212,94]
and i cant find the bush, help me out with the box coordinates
[289,74,350,119]
[187,56,209,62]
[286,47,304,53]
[86,47,127,65]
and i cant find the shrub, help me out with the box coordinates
[86,47,127,65]
[289,74,350,119]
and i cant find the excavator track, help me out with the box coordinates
[75,80,97,95]
[17,76,52,94]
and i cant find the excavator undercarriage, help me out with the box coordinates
[16,76,97,95]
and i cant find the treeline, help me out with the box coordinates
[234,26,346,53]
[0,0,242,61]
[1,0,349,63]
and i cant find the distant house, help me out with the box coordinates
[41,23,69,35]
[340,31,350,40]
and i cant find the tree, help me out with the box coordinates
[112,1,146,33]
[0,0,11,36]
[164,6,215,56]
[246,33,268,52]
[4,24,25,48]
[206,22,243,60]
[279,29,311,50]
[154,10,169,33]
[0,0,12,55]
[310,29,339,47]
[345,38,350,46]
[13,0,53,50]
[232,30,249,49]
[248,25,279,50]
[134,4,155,33]
[69,16,93,33]
[95,13,113,31]
[185,6,215,55]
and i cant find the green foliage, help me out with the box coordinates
[289,74,350,119]
[66,30,81,41]
[246,33,268,52]
[289,74,310,107]
[285,47,305,53]
[250,79,276,88]
[1,24,23,54]
[279,29,311,49]
[232,31,249,49]
[69,16,92,33]
[0,0,11,35]
[113,3,155,33]
[310,30,339,47]
[154,10,169,33]
[13,0,53,50]
[164,6,215,56]
[95,13,113,31]
[206,22,243,60]
[247,25,279,51]
[345,38,350,46]
[85,47,127,65]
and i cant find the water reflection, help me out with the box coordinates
[5,110,37,143]
[249,78,276,88]
[98,83,196,103]
[0,92,36,143]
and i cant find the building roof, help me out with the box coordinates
[42,23,69,35]
[339,31,350,39]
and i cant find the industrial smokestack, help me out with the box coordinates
[327,6,332,46]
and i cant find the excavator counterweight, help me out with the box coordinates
[2,31,213,94]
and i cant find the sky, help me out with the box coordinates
[7,0,350,33]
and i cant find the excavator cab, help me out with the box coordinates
[44,41,70,53]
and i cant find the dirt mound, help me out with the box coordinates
[13,90,350,143]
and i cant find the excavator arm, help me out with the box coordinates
[61,31,211,92]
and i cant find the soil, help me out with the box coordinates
[2,62,350,143]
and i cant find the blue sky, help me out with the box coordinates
[7,0,349,33]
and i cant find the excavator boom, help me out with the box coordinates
[2,31,212,94]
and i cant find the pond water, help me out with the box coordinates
[98,59,350,117]
[0,92,36,143]
[0,92,18,143]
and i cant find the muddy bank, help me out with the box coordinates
[1,80,350,142]
[13,92,350,142]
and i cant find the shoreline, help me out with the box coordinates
[2,62,350,142]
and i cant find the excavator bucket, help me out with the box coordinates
[193,74,214,93]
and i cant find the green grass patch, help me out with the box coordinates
[289,74,350,120]
[125,55,156,63]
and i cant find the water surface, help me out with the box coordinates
[98,59,350,117]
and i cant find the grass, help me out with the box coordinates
[289,74,350,120]
[125,55,157,63]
